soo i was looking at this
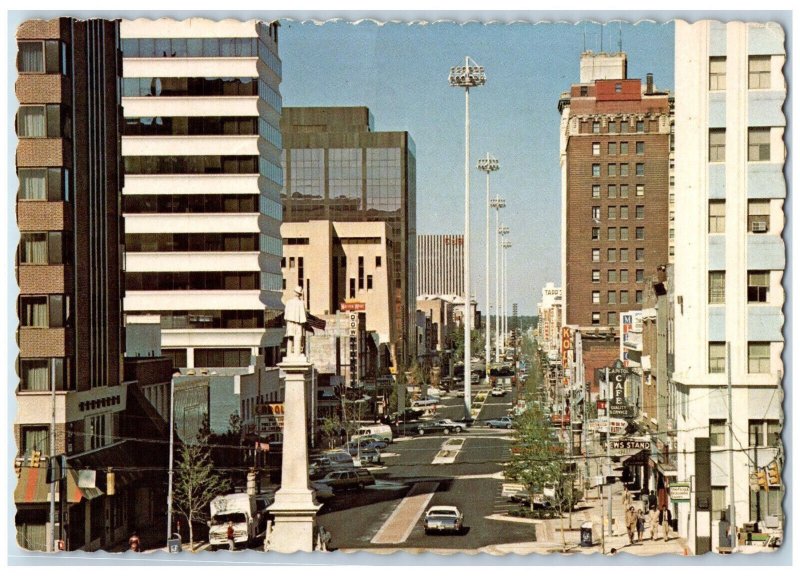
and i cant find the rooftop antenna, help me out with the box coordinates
[618,21,623,53]
[583,22,586,52]
[600,21,603,52]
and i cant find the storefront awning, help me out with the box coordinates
[622,449,650,466]
[14,467,103,505]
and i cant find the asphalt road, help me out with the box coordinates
[317,383,539,550]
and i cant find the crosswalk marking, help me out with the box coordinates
[370,481,439,544]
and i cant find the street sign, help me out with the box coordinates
[167,538,182,553]
[341,301,366,311]
[609,439,651,450]
[669,483,691,501]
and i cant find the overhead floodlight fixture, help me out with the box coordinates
[477,154,500,173]
[490,196,506,209]
[449,57,487,88]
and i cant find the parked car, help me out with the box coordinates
[317,469,374,491]
[416,419,464,435]
[486,416,514,429]
[309,450,354,478]
[345,438,387,455]
[411,398,439,408]
[390,408,424,422]
[353,447,382,465]
[352,424,393,443]
[423,505,464,534]
[311,481,335,500]
[490,387,506,397]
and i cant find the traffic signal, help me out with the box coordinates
[767,461,781,488]
[756,468,768,490]
[31,450,41,468]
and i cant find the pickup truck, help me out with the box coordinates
[415,419,464,435]
[486,416,514,429]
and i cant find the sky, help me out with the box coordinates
[278,19,675,315]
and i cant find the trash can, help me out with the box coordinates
[580,522,594,547]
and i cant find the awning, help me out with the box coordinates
[14,467,103,505]
[622,450,650,466]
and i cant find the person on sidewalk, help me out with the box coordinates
[622,487,633,510]
[647,489,657,511]
[659,505,673,542]
[636,509,645,543]
[128,531,141,552]
[649,506,660,540]
[226,521,235,551]
[625,506,637,545]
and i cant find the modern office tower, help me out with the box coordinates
[15,18,130,551]
[120,19,284,370]
[559,51,671,333]
[280,107,417,366]
[673,21,785,554]
[416,234,464,297]
[536,282,563,360]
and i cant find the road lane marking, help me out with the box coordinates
[432,438,464,465]
[370,481,439,544]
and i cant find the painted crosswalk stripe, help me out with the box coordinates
[370,481,439,544]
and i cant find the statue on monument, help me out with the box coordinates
[284,286,308,359]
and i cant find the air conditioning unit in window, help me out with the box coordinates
[752,221,768,233]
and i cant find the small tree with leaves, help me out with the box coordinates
[320,416,343,449]
[172,425,231,550]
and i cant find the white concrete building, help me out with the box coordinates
[120,19,285,369]
[536,282,563,359]
[673,21,785,554]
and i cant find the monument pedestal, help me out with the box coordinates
[265,356,321,553]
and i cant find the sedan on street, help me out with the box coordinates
[416,419,464,435]
[423,505,464,535]
[485,416,514,429]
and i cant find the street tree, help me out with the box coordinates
[173,426,231,550]
[319,416,343,449]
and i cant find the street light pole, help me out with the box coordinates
[501,238,512,358]
[490,197,505,365]
[477,154,499,385]
[498,226,509,359]
[167,376,176,544]
[449,57,486,422]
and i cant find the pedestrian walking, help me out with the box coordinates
[226,521,235,551]
[625,505,637,546]
[128,531,141,552]
[647,489,657,511]
[649,507,660,540]
[622,486,633,510]
[659,505,673,542]
[636,509,645,543]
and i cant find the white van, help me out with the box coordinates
[351,424,393,443]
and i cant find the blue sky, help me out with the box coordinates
[279,19,675,314]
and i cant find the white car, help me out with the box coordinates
[491,387,506,397]
[423,505,464,534]
[311,481,334,500]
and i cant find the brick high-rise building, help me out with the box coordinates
[559,52,671,333]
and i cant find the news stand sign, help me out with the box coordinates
[598,361,634,419]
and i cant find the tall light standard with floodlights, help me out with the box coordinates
[449,57,485,421]
[491,198,506,363]
[498,226,510,358]
[477,154,499,383]
[501,238,512,356]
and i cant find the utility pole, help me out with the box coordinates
[727,341,736,549]
[606,366,612,537]
[167,376,176,544]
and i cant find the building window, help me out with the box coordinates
[709,271,725,304]
[748,56,771,89]
[592,270,600,283]
[608,142,617,155]
[748,128,771,161]
[608,184,617,198]
[608,164,617,177]
[710,419,727,447]
[592,206,600,220]
[591,312,600,325]
[608,270,617,283]
[749,420,781,447]
[592,164,601,177]
[636,141,645,155]
[367,275,373,290]
[19,294,66,328]
[636,269,644,282]
[608,121,617,133]
[619,227,629,241]
[17,40,64,74]
[358,256,365,290]
[636,184,644,197]
[620,141,629,155]
[607,291,617,305]
[592,142,600,156]
[709,56,726,90]
[635,205,645,219]
[349,278,356,298]
[18,168,70,202]
[620,206,629,220]
[592,291,600,304]
[635,248,644,261]
[619,248,629,262]
[748,271,769,302]
[620,184,629,198]
[635,163,645,176]
[615,82,622,93]
[17,105,67,139]
[748,200,770,233]
[620,163,629,177]
[608,227,617,241]
[709,129,726,162]
[21,426,49,457]
[636,120,645,133]
[376,256,382,267]
[591,227,600,240]
[608,312,618,325]
[709,200,725,233]
[711,487,727,521]
[592,249,600,262]
[607,248,616,262]
[635,227,644,240]
[592,121,600,134]
[748,342,770,373]
[19,231,65,265]
[620,269,629,283]
[89,414,107,451]
[608,206,616,220]
[709,342,726,373]
[592,185,600,198]
[635,290,643,304]
[620,291,629,305]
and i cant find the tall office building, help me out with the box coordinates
[14,18,130,551]
[416,234,464,296]
[120,19,284,370]
[673,21,785,554]
[559,52,671,333]
[280,107,417,366]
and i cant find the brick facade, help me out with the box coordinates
[17,201,72,231]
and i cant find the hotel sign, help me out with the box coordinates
[341,301,366,312]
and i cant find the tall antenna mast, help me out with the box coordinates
[618,21,623,53]
[583,21,586,52]
[599,22,603,52]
